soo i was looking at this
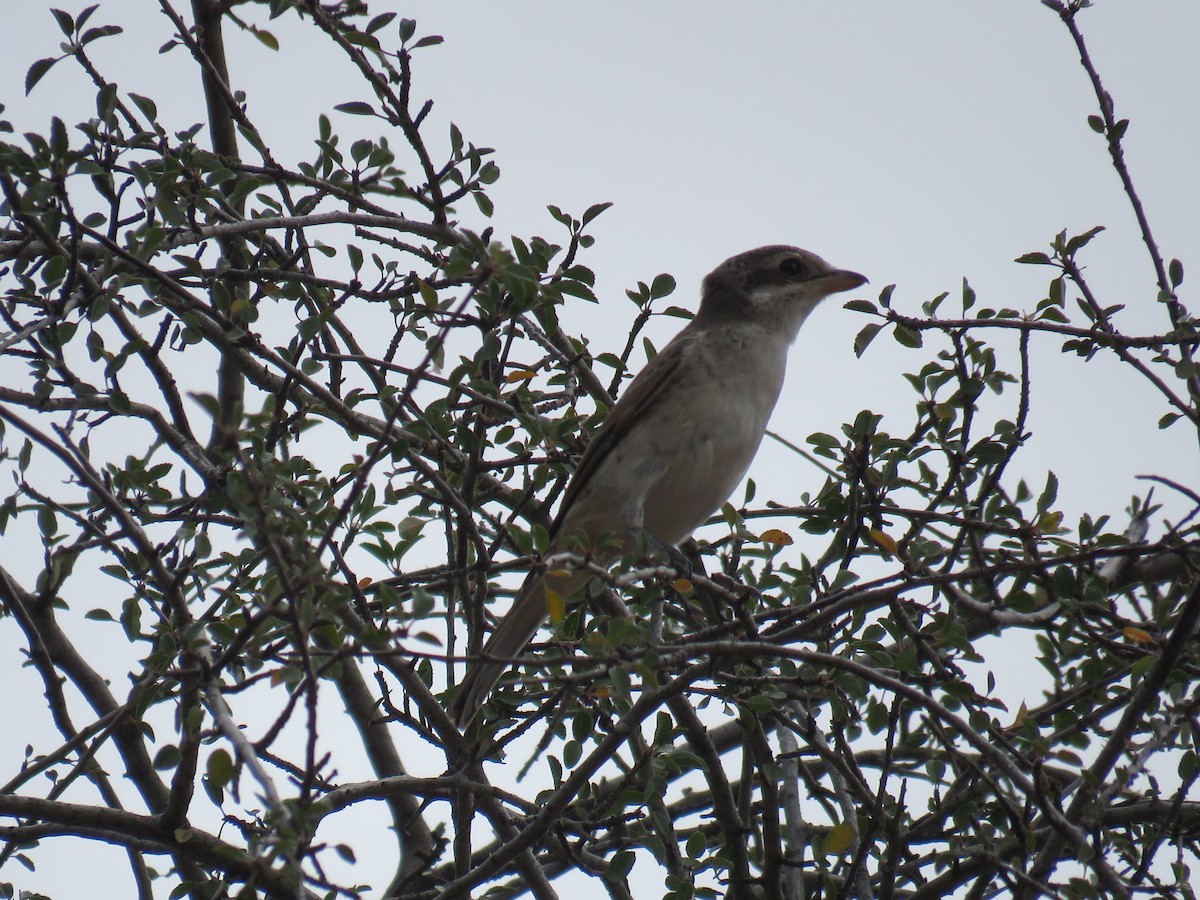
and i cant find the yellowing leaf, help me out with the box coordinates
[357,576,373,588]
[1011,701,1030,728]
[1038,511,1064,532]
[672,578,693,593]
[545,588,565,625]
[1123,626,1156,645]
[758,528,794,546]
[822,821,855,855]
[505,369,536,383]
[869,529,897,556]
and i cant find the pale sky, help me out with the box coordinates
[2,2,1198,897]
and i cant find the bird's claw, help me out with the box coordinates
[632,527,693,581]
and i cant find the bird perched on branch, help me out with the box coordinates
[451,245,867,727]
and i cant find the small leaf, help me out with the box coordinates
[649,273,676,299]
[153,745,181,770]
[1011,701,1030,728]
[892,324,923,348]
[77,4,99,29]
[1122,626,1155,645]
[606,849,636,880]
[1168,258,1184,288]
[413,34,444,49]
[251,28,279,51]
[1065,225,1105,255]
[581,201,613,226]
[206,749,234,790]
[26,58,59,95]
[822,822,855,855]
[129,93,158,121]
[1037,511,1064,533]
[869,529,896,556]
[843,299,877,314]
[854,322,883,357]
[80,25,122,46]
[1087,114,1105,133]
[504,369,536,383]
[1015,251,1052,265]
[759,529,794,546]
[366,12,396,34]
[51,8,75,36]
[545,587,565,625]
[335,101,376,116]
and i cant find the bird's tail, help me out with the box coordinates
[451,566,590,728]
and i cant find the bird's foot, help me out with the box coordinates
[632,527,693,581]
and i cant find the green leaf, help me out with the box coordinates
[413,35,444,49]
[367,12,397,34]
[892,324,923,348]
[206,749,234,790]
[251,28,279,51]
[843,299,876,315]
[961,277,975,312]
[853,322,883,357]
[581,201,613,226]
[822,822,855,855]
[335,101,375,116]
[1065,225,1105,255]
[129,93,158,122]
[1015,251,1052,265]
[649,273,675,299]
[398,18,417,42]
[108,391,132,414]
[51,8,74,36]
[1037,471,1058,515]
[81,24,122,45]
[38,506,58,538]
[153,745,181,770]
[606,849,636,881]
[1087,114,1104,133]
[25,58,59,95]
[1169,258,1184,288]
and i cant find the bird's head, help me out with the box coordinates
[697,245,867,340]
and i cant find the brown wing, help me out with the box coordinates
[550,330,692,536]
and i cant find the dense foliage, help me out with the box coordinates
[1,2,1197,898]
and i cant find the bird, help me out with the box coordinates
[451,245,867,727]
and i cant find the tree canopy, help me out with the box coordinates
[0,2,1197,898]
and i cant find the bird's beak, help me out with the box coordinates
[820,269,869,294]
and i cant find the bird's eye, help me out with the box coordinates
[779,258,806,277]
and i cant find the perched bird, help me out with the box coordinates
[451,245,866,727]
